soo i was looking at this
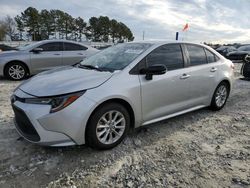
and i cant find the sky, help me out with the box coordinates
[0,0,249,44]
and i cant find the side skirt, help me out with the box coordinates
[142,105,206,126]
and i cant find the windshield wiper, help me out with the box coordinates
[78,64,103,71]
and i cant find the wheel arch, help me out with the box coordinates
[85,98,135,136]
[4,60,30,77]
[219,79,231,94]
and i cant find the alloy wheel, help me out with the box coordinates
[96,110,126,145]
[8,65,25,80]
[215,85,228,107]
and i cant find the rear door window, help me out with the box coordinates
[38,42,63,51]
[147,44,184,71]
[204,48,218,63]
[64,43,87,51]
[186,44,207,66]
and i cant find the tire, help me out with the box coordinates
[242,62,250,78]
[86,102,130,150]
[209,82,229,111]
[4,62,28,80]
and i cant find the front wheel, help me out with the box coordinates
[5,62,28,80]
[210,82,229,111]
[86,103,130,150]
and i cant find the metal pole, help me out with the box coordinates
[176,32,179,41]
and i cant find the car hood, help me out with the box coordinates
[19,66,113,97]
[0,50,23,57]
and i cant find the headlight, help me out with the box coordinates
[25,91,85,113]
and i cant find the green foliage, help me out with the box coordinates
[75,17,87,41]
[21,7,41,40]
[15,15,25,40]
[86,16,134,42]
[12,7,134,42]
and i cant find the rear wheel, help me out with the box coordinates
[242,55,250,78]
[210,82,229,111]
[86,102,130,150]
[5,62,28,80]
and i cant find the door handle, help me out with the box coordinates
[77,53,84,55]
[54,53,61,56]
[180,73,190,79]
[210,67,217,72]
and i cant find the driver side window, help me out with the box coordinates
[147,44,184,71]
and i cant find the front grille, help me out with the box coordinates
[12,105,40,142]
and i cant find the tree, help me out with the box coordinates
[40,9,55,40]
[0,20,7,41]
[115,22,134,42]
[110,19,119,43]
[87,16,134,43]
[52,10,74,40]
[4,16,16,40]
[75,17,86,41]
[86,17,101,42]
[13,7,134,42]
[21,7,41,40]
[15,15,25,40]
[98,16,110,42]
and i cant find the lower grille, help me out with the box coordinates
[12,105,40,142]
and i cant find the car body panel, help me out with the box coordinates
[30,50,63,74]
[11,41,234,146]
[62,48,97,66]
[139,68,193,122]
[19,66,113,97]
[0,40,98,77]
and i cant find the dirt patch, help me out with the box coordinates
[0,63,250,188]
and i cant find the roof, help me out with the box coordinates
[129,40,207,47]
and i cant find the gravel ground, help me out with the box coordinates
[0,63,250,188]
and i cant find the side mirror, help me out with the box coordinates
[140,64,167,80]
[31,48,43,53]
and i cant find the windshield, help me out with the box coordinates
[80,43,152,72]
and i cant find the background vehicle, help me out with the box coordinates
[0,40,98,80]
[0,44,17,52]
[241,54,250,78]
[11,41,234,149]
[226,45,250,61]
[216,45,236,57]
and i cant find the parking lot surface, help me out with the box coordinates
[0,63,250,187]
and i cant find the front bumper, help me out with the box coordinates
[11,89,97,146]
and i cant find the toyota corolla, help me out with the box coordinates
[11,41,234,149]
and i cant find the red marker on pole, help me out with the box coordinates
[183,23,189,31]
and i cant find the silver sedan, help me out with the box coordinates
[11,41,234,149]
[0,40,98,80]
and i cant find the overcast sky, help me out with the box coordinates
[0,0,249,44]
